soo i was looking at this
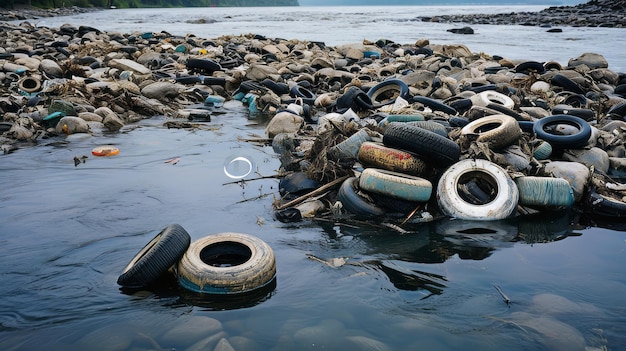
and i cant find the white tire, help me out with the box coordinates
[437,159,519,220]
[470,91,515,109]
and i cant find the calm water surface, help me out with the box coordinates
[2,5,626,351]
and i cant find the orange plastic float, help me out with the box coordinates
[91,145,120,157]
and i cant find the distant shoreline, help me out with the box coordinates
[1,0,624,28]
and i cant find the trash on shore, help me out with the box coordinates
[0,21,625,226]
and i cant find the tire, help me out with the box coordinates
[552,105,595,121]
[117,224,191,288]
[461,114,522,150]
[412,96,457,115]
[328,129,372,160]
[514,61,545,74]
[358,168,433,202]
[532,139,553,160]
[186,58,222,73]
[607,101,626,119]
[367,79,410,107]
[436,159,519,220]
[177,233,276,294]
[290,85,316,105]
[337,177,385,217]
[485,103,525,121]
[17,76,41,93]
[514,176,574,208]
[404,120,449,137]
[533,114,592,149]
[357,141,429,176]
[262,78,289,95]
[551,73,584,94]
[585,188,626,218]
[470,91,515,109]
[383,123,460,167]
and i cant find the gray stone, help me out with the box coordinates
[55,116,90,134]
[266,111,304,138]
[568,52,608,69]
[544,161,590,202]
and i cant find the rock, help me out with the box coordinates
[265,111,304,138]
[160,316,222,345]
[568,53,609,69]
[140,81,185,99]
[56,116,90,134]
[78,112,104,123]
[543,161,590,202]
[39,59,64,78]
[562,147,610,173]
[108,58,151,75]
[447,26,474,35]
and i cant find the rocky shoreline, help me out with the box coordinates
[420,0,626,28]
[0,6,100,22]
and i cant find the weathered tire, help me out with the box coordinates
[186,58,222,73]
[290,85,316,105]
[532,140,553,160]
[367,79,410,107]
[359,168,433,202]
[437,159,519,220]
[412,96,457,115]
[470,91,515,109]
[533,114,592,149]
[460,114,522,150]
[383,123,460,167]
[357,141,429,176]
[178,233,276,294]
[551,73,584,94]
[404,120,449,137]
[117,224,191,288]
[585,188,626,218]
[337,177,385,217]
[328,129,372,160]
[514,176,574,208]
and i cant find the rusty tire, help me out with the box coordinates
[177,233,276,294]
[357,141,429,176]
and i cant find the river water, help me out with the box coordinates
[1,5,626,351]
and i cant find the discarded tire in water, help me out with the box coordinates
[117,224,191,288]
[358,168,433,202]
[357,141,429,176]
[178,233,276,294]
[337,177,385,217]
[437,159,519,220]
[514,176,574,208]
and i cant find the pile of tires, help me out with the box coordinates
[117,224,276,294]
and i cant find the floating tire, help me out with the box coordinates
[357,141,429,176]
[383,123,460,167]
[460,114,522,150]
[178,233,276,294]
[358,168,433,202]
[514,176,574,208]
[585,188,626,218]
[117,224,191,288]
[533,114,592,149]
[337,177,385,217]
[437,159,519,220]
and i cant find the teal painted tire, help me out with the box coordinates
[514,176,574,208]
[178,233,276,294]
[359,168,432,202]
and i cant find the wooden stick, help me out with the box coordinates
[275,175,349,210]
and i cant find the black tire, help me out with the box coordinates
[186,58,222,74]
[176,76,202,85]
[117,224,191,288]
[607,101,626,119]
[383,123,460,167]
[552,105,595,121]
[290,85,316,105]
[178,233,276,294]
[585,187,626,218]
[533,114,592,149]
[337,177,385,217]
[367,79,410,107]
[447,98,472,114]
[412,96,457,115]
[485,103,525,121]
[514,61,545,74]
[262,78,289,95]
[404,121,449,137]
[551,74,584,94]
